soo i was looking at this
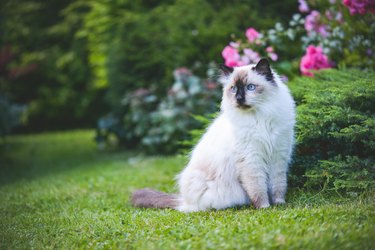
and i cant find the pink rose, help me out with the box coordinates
[343,0,375,15]
[245,28,260,43]
[222,45,244,67]
[300,45,332,77]
[222,46,239,60]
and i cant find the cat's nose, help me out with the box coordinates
[236,95,245,104]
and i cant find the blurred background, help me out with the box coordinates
[1,0,374,154]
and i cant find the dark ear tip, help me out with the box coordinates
[255,58,271,70]
[255,57,274,83]
[258,58,270,65]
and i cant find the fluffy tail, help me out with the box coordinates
[131,188,179,209]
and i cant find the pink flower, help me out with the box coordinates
[222,45,244,67]
[245,28,260,43]
[243,48,260,64]
[343,0,375,15]
[240,55,250,65]
[173,67,192,82]
[300,45,332,77]
[298,0,310,13]
[266,46,278,61]
[265,46,274,53]
[268,53,278,62]
[305,10,330,38]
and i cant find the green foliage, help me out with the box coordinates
[1,0,108,131]
[0,94,26,137]
[1,131,374,249]
[179,112,218,155]
[289,69,375,192]
[104,0,289,105]
[0,0,297,133]
[97,68,221,154]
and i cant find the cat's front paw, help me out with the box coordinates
[257,203,270,209]
[272,198,286,205]
[253,199,270,209]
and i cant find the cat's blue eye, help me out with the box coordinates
[230,86,237,93]
[247,84,256,91]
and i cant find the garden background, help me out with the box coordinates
[1,0,374,249]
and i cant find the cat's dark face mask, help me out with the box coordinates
[232,80,252,109]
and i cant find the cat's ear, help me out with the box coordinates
[254,58,274,83]
[219,64,234,76]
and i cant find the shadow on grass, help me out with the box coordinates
[0,130,131,186]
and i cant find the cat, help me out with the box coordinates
[131,58,296,212]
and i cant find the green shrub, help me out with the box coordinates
[178,113,218,156]
[96,68,221,154]
[184,69,375,193]
[289,69,375,193]
[103,0,293,107]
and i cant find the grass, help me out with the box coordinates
[0,130,374,249]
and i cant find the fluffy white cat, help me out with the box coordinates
[131,58,296,212]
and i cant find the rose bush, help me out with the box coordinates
[300,45,332,77]
[343,0,375,15]
[96,67,221,153]
[221,0,374,77]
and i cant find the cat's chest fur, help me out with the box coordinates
[225,110,286,167]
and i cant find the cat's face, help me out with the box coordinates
[220,58,277,111]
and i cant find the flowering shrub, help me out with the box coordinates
[141,67,220,153]
[343,0,375,15]
[221,28,277,68]
[96,67,221,153]
[221,46,243,67]
[300,45,332,77]
[245,28,261,43]
[221,0,374,77]
[304,10,329,38]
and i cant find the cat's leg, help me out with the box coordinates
[176,169,209,212]
[269,162,288,205]
[239,166,270,209]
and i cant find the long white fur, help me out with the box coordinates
[176,64,295,212]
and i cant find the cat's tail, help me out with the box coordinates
[131,188,180,209]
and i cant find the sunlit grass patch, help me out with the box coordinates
[0,130,374,249]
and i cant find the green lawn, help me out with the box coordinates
[1,130,374,249]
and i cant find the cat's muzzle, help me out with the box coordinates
[236,103,252,109]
